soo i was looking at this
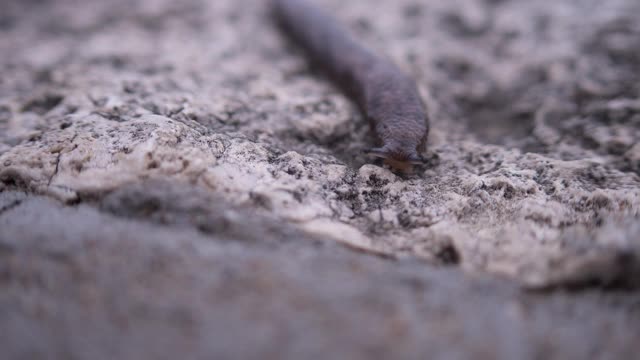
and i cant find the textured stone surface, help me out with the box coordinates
[1,0,639,358]
[1,191,639,359]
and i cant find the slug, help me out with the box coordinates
[272,0,430,170]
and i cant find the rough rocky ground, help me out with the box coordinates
[1,0,639,358]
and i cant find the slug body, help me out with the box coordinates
[272,0,429,167]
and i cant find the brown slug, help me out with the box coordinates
[272,0,430,169]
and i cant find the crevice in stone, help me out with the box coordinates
[47,152,62,186]
[0,198,23,217]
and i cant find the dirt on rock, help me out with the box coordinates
[1,0,639,359]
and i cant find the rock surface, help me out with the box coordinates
[1,0,639,358]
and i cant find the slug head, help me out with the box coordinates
[366,143,424,172]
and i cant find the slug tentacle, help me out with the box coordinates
[366,146,425,164]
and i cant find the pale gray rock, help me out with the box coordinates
[1,0,639,358]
